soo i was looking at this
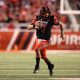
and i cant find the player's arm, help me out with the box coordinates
[28,24,35,30]
[54,16,64,40]
[27,17,36,30]
[59,23,64,40]
[28,16,41,30]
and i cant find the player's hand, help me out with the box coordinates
[60,35,65,45]
[28,25,33,30]
[60,35,64,41]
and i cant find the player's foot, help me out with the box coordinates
[33,65,39,73]
[49,64,54,76]
[33,69,39,73]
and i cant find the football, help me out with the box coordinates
[35,21,42,29]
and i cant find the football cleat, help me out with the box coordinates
[33,69,39,73]
[33,65,39,73]
[49,64,54,77]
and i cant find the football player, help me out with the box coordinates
[28,7,64,76]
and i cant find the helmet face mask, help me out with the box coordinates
[40,7,51,17]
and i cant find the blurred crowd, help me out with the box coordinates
[0,0,80,31]
[0,0,60,23]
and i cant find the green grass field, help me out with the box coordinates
[0,51,80,80]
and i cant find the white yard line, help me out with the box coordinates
[0,66,80,68]
[0,78,79,80]
[0,74,79,76]
[0,65,79,67]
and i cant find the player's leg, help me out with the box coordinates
[33,39,41,73]
[40,47,54,76]
[33,50,40,73]
[33,39,46,73]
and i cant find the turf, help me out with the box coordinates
[0,51,80,80]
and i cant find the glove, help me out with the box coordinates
[60,35,64,40]
[28,25,33,30]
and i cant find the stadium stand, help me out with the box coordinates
[0,0,70,31]
[0,0,80,31]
